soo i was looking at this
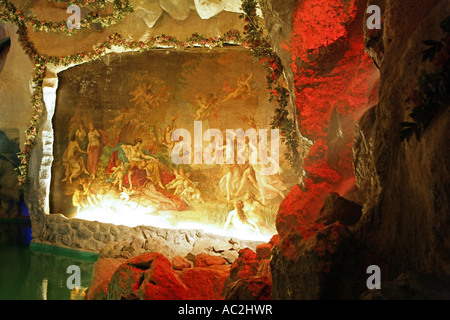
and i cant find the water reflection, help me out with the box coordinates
[0,223,95,300]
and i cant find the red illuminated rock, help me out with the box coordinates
[269,234,279,246]
[85,258,124,300]
[222,248,272,300]
[108,252,188,300]
[138,255,189,300]
[172,256,192,270]
[264,0,379,241]
[193,253,227,268]
[256,243,273,260]
[179,265,230,300]
[276,183,325,239]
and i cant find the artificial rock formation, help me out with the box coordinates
[354,0,450,279]
[86,243,274,300]
[2,0,448,301]
[262,0,380,240]
[259,0,449,299]
[86,251,232,300]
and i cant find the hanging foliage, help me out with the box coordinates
[401,16,450,142]
[0,0,244,189]
[240,0,302,176]
[0,0,133,35]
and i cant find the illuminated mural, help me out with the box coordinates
[50,48,297,238]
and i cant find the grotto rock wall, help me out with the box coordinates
[260,0,380,240]
[355,0,450,278]
[260,0,449,299]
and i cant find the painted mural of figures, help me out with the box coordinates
[243,191,265,226]
[253,159,286,205]
[138,161,187,211]
[110,138,163,192]
[193,93,219,121]
[166,168,192,195]
[234,139,259,197]
[87,123,102,178]
[79,177,100,207]
[62,135,89,183]
[223,200,260,234]
[163,115,178,152]
[222,73,256,103]
[218,133,240,201]
[138,159,164,189]
[180,181,204,204]
[140,178,177,209]
[109,159,127,191]
[76,123,87,150]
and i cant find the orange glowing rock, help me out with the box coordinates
[193,253,227,268]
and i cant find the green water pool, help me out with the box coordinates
[0,222,97,300]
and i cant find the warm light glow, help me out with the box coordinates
[75,197,273,242]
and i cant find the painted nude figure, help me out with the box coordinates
[62,135,89,183]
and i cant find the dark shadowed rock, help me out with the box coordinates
[315,192,362,226]
[222,248,272,300]
[271,222,391,299]
[360,272,450,300]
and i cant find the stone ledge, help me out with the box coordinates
[37,213,267,262]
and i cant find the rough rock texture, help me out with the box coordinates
[172,255,192,270]
[260,0,449,299]
[86,246,276,300]
[360,272,450,300]
[108,252,188,300]
[261,0,380,240]
[354,0,450,280]
[315,192,362,227]
[0,158,22,218]
[0,23,34,154]
[35,213,264,260]
[87,251,232,300]
[271,222,391,299]
[85,257,125,300]
[179,264,230,300]
[193,253,227,268]
[222,247,272,300]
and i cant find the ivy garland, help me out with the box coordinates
[48,0,107,6]
[0,1,243,189]
[240,0,302,175]
[0,0,133,36]
[1,0,301,188]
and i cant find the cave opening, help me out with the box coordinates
[47,47,293,243]
[1,0,448,302]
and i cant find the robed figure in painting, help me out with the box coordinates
[107,138,187,211]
